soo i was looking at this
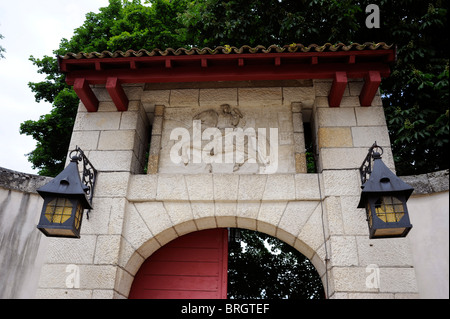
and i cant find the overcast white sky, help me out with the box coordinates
[0,0,110,174]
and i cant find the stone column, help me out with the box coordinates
[147,105,164,174]
[36,85,150,298]
[292,102,307,173]
[313,79,418,298]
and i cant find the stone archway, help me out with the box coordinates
[118,173,329,298]
[119,216,328,299]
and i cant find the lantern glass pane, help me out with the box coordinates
[366,202,373,228]
[44,198,73,224]
[74,203,83,230]
[374,196,405,223]
[44,228,77,236]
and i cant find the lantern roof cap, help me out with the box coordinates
[36,159,92,209]
[357,155,414,208]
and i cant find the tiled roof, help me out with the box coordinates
[60,42,393,59]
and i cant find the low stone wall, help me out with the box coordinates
[402,170,449,195]
[0,167,51,193]
[405,169,449,299]
[0,167,50,299]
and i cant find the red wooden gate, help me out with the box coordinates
[128,228,228,299]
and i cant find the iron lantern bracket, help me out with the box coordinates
[69,146,97,219]
[359,142,384,185]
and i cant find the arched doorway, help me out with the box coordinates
[128,228,324,299]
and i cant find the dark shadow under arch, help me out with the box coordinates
[228,228,325,299]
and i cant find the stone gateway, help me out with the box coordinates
[34,44,423,299]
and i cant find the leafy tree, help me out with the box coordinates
[181,0,365,47]
[21,0,190,176]
[228,229,324,299]
[376,2,449,175]
[20,55,79,177]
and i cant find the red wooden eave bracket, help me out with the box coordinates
[73,78,98,112]
[106,77,129,111]
[61,49,394,110]
[360,71,382,106]
[328,72,348,107]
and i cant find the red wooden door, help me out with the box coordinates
[128,228,228,299]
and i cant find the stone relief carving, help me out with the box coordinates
[177,104,277,173]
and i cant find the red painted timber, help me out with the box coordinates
[128,229,228,299]
[106,77,128,111]
[73,78,98,112]
[61,51,394,85]
[64,63,390,86]
[59,50,395,73]
[60,49,394,109]
[360,70,382,106]
[328,71,348,107]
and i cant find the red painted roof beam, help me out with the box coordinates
[360,71,382,106]
[59,49,395,110]
[106,77,128,111]
[328,72,348,107]
[73,78,98,112]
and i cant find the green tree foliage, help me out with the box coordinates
[182,0,448,176]
[228,229,324,299]
[21,0,448,176]
[181,0,365,47]
[20,55,79,177]
[378,3,449,175]
[21,0,190,176]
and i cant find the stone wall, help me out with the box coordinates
[404,170,449,299]
[0,168,50,298]
[30,79,443,299]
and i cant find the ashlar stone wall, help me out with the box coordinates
[35,79,419,299]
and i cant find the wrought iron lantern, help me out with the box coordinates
[36,147,97,238]
[358,143,414,239]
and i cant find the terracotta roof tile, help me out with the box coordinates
[60,42,393,59]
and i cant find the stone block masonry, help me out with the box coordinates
[0,168,51,298]
[34,80,420,299]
